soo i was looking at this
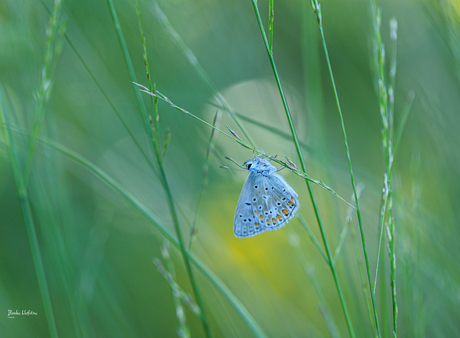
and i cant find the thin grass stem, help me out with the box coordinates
[349,209,375,333]
[251,1,355,336]
[188,111,221,251]
[370,8,405,337]
[132,4,213,336]
[136,84,356,209]
[286,229,339,338]
[136,2,159,146]
[297,214,328,263]
[346,185,375,332]
[387,190,397,337]
[106,0,152,143]
[374,177,388,292]
[333,219,350,265]
[388,17,399,337]
[156,243,192,338]
[150,2,256,148]
[38,0,159,178]
[268,0,274,54]
[309,0,381,336]
[0,89,58,338]
[24,0,65,188]
[393,91,414,159]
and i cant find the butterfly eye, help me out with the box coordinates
[247,163,252,169]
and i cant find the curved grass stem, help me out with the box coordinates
[310,1,381,336]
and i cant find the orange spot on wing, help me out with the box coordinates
[276,215,282,220]
[259,215,263,219]
[254,210,257,215]
[291,197,294,201]
[271,218,276,223]
[266,219,270,223]
[282,209,289,215]
[288,201,293,205]
[255,223,259,227]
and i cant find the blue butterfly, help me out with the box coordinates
[233,156,299,238]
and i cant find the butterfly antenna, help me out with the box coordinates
[220,166,246,171]
[224,156,246,169]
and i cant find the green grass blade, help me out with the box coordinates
[393,91,415,158]
[106,0,153,144]
[310,1,381,336]
[189,111,221,251]
[8,126,268,338]
[24,0,65,188]
[286,228,339,338]
[349,211,375,333]
[387,18,400,337]
[129,3,213,336]
[297,214,328,263]
[156,244,192,338]
[268,0,274,54]
[39,0,159,178]
[150,1,256,148]
[0,89,58,338]
[251,1,356,336]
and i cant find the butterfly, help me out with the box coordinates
[233,155,300,238]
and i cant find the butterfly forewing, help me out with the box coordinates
[234,170,299,238]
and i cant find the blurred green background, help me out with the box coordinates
[1,0,460,336]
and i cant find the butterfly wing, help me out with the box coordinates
[234,171,300,238]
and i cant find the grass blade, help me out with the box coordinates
[131,2,212,336]
[0,89,58,338]
[189,111,221,251]
[24,0,65,187]
[251,1,356,336]
[310,1,382,335]
[150,1,256,148]
[268,0,274,54]
[6,124,269,338]
[106,0,153,145]
[297,214,328,263]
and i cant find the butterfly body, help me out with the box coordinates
[233,156,300,238]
